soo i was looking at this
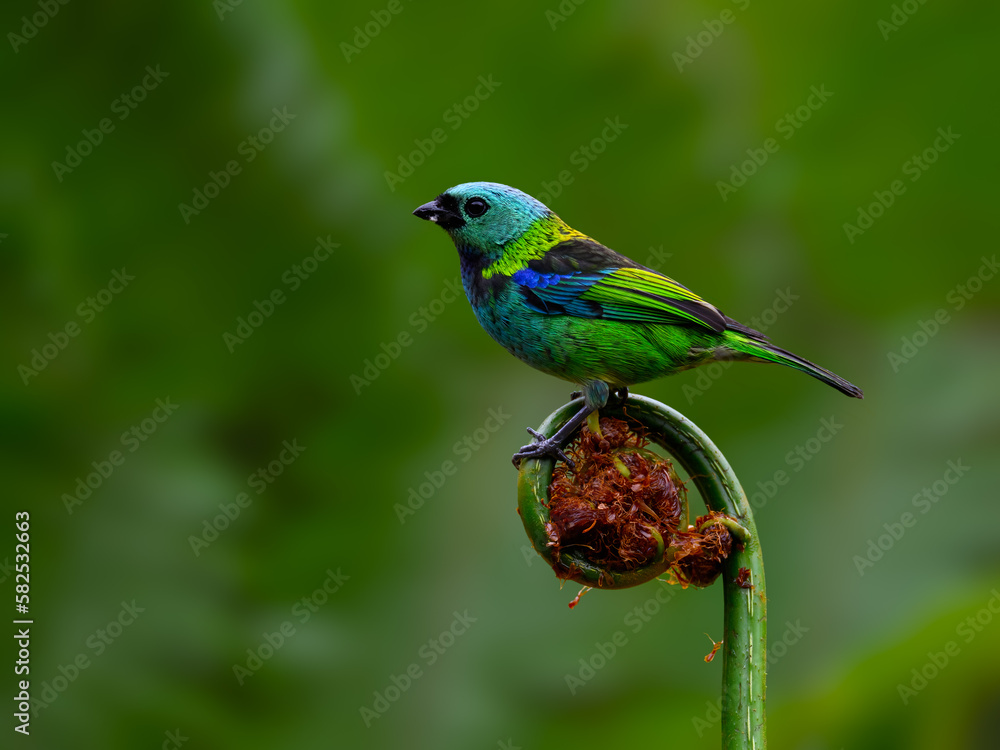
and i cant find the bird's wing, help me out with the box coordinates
[513,239,726,332]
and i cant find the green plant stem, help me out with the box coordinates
[521,394,767,748]
[603,394,766,749]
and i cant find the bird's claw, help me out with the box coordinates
[511,427,575,469]
[607,386,630,407]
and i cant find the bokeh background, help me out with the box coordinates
[3,1,999,748]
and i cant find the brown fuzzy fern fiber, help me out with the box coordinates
[546,415,733,586]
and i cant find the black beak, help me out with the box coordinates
[412,201,440,221]
[412,199,464,229]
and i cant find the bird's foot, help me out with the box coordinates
[571,386,626,404]
[607,387,630,407]
[511,427,575,469]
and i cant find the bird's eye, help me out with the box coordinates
[465,198,489,217]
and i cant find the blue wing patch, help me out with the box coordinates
[511,268,576,289]
[512,265,724,331]
[513,268,607,317]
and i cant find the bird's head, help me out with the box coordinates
[413,181,552,260]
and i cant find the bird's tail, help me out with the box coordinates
[725,327,864,399]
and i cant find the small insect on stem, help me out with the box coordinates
[734,566,753,589]
[568,586,592,609]
[704,633,723,663]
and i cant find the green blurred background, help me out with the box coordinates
[3,1,999,748]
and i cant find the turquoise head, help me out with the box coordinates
[413,181,552,260]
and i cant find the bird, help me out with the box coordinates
[413,181,863,468]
